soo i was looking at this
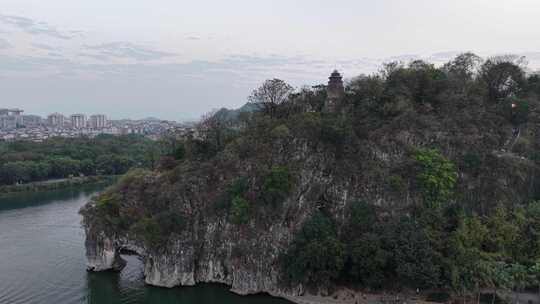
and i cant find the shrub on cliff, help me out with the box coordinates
[131,217,162,247]
[230,196,250,225]
[130,210,186,247]
[348,232,389,288]
[389,217,441,288]
[282,211,345,287]
[344,202,441,289]
[261,166,293,206]
[413,148,457,207]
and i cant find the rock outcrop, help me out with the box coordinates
[85,231,126,272]
[83,197,308,297]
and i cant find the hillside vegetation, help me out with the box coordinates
[82,53,540,298]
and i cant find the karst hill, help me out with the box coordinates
[82,53,540,301]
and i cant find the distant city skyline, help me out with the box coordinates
[2,0,540,120]
[0,107,179,122]
[0,106,185,142]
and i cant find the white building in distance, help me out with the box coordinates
[47,113,65,127]
[70,114,87,129]
[89,114,108,129]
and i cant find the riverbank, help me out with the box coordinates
[285,291,439,304]
[282,289,432,304]
[0,175,117,196]
[283,288,539,304]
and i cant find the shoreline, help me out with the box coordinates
[281,289,540,304]
[0,175,117,196]
[283,292,426,304]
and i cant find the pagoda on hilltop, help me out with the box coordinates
[325,70,345,112]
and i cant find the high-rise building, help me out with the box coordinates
[0,116,17,130]
[70,114,87,129]
[0,108,24,129]
[47,113,65,127]
[89,114,107,129]
[22,115,42,127]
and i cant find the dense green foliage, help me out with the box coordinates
[0,135,159,186]
[283,201,540,294]
[414,148,458,207]
[261,166,293,206]
[282,211,345,287]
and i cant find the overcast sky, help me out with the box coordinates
[1,0,540,120]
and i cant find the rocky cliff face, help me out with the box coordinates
[82,145,347,296]
[81,108,540,298]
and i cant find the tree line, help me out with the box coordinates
[0,134,162,186]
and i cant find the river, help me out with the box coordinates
[0,185,291,304]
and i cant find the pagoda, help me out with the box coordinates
[325,70,344,112]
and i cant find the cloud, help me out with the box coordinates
[32,43,58,51]
[0,38,12,49]
[77,52,110,61]
[83,42,177,61]
[47,52,63,58]
[384,54,420,62]
[0,15,76,39]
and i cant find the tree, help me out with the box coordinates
[290,85,326,113]
[230,196,250,225]
[526,74,540,97]
[480,56,527,101]
[448,216,491,295]
[348,200,377,233]
[282,211,345,287]
[521,201,540,261]
[529,261,540,298]
[80,159,95,176]
[414,149,458,207]
[390,217,441,288]
[443,52,482,81]
[248,79,294,118]
[261,166,292,206]
[348,232,390,288]
[508,263,530,303]
[505,97,530,125]
[197,109,230,152]
[485,205,520,259]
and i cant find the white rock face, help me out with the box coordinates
[85,218,305,298]
[85,232,126,272]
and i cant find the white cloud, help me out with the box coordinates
[0,15,78,39]
[83,42,177,61]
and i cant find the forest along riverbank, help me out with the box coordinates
[0,175,117,196]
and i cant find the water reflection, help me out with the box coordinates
[86,254,292,304]
[0,183,107,212]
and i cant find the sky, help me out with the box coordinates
[1,0,540,121]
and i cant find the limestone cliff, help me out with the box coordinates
[81,62,540,297]
[81,116,538,297]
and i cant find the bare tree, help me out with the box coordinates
[197,109,225,150]
[248,79,294,118]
